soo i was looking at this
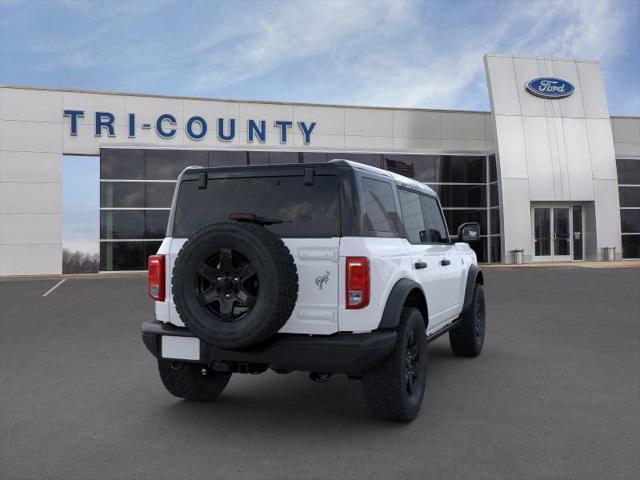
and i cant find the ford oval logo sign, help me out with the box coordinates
[526,77,575,99]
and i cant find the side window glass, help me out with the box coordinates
[361,177,402,236]
[420,195,449,243]
[398,189,427,244]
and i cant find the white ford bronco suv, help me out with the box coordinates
[142,159,485,422]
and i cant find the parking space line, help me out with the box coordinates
[42,279,67,297]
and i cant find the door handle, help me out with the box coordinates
[441,259,451,266]
[414,261,427,269]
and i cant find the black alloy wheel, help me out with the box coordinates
[405,329,420,396]
[195,248,259,322]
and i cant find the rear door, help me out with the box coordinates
[420,194,464,323]
[397,188,443,329]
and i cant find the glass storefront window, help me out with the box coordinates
[429,184,486,208]
[620,209,640,233]
[302,152,328,163]
[443,209,487,236]
[100,182,174,209]
[248,151,269,165]
[209,150,248,167]
[269,151,300,164]
[100,210,168,239]
[490,183,499,206]
[99,149,503,269]
[617,159,640,185]
[621,235,640,258]
[385,155,486,183]
[489,155,497,182]
[100,149,146,180]
[100,241,161,271]
[439,155,486,183]
[619,186,640,207]
[146,150,207,180]
[100,182,145,208]
[384,154,438,182]
[490,236,501,263]
[470,237,487,263]
[490,208,501,234]
[100,210,145,239]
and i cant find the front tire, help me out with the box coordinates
[362,308,428,422]
[158,360,231,401]
[449,283,485,357]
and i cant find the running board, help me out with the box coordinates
[426,317,461,343]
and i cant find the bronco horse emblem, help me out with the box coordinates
[315,271,330,290]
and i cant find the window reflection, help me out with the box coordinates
[99,149,503,268]
[100,149,145,179]
[100,183,145,208]
[146,150,207,180]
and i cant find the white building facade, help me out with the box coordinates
[1,54,639,275]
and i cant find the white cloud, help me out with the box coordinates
[12,0,636,111]
[174,0,630,109]
[187,1,415,92]
[334,0,629,108]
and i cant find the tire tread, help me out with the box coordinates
[172,222,298,348]
[449,284,485,357]
[362,308,427,422]
[158,360,231,401]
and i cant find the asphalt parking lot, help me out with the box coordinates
[1,267,639,480]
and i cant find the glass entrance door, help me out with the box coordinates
[534,207,552,260]
[552,207,571,261]
[532,205,583,262]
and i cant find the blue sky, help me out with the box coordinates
[1,0,639,254]
[62,156,98,254]
[1,0,639,114]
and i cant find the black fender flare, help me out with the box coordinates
[462,264,484,313]
[378,278,428,330]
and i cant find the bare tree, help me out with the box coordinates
[62,249,99,274]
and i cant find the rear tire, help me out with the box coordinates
[158,360,231,401]
[449,283,485,357]
[362,308,428,422]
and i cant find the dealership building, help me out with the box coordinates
[1,53,639,275]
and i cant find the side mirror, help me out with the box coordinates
[457,222,481,243]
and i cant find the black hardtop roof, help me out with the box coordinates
[179,159,353,179]
[177,159,437,197]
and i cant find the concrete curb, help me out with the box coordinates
[483,261,640,269]
[0,271,147,282]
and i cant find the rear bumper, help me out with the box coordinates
[141,320,397,374]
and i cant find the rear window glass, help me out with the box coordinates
[173,175,341,238]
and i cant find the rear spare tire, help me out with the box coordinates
[172,222,298,349]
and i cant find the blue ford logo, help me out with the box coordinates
[526,77,575,99]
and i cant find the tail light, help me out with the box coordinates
[148,255,165,301]
[346,257,369,309]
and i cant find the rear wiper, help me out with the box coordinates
[229,212,291,226]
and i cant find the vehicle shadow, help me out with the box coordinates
[151,339,466,436]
